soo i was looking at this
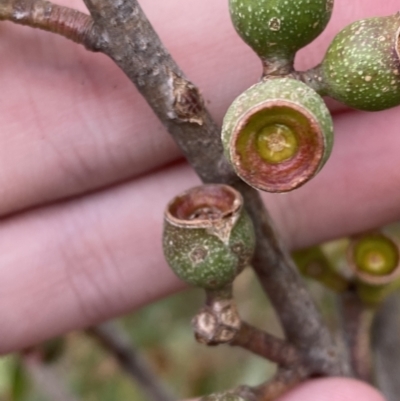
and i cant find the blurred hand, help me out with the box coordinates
[277,378,385,401]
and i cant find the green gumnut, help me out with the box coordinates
[221,78,333,193]
[292,246,348,292]
[348,232,400,284]
[320,13,400,111]
[163,185,255,290]
[347,232,400,306]
[229,0,333,63]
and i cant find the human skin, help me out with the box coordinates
[276,378,385,401]
[0,1,397,398]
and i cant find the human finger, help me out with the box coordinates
[277,378,385,401]
[1,0,399,215]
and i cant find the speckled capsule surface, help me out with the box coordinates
[229,0,334,61]
[163,185,255,290]
[320,13,400,111]
[221,78,333,193]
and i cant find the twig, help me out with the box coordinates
[0,0,99,50]
[22,352,80,401]
[193,287,301,368]
[238,367,308,401]
[372,292,400,401]
[339,290,374,382]
[81,0,348,377]
[87,322,175,401]
[231,322,300,368]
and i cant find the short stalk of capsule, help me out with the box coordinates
[221,78,333,193]
[347,232,400,306]
[163,184,255,290]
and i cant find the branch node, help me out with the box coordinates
[168,69,205,125]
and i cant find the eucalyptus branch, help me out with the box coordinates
[238,367,308,401]
[199,368,306,401]
[80,0,347,377]
[339,291,374,382]
[192,287,300,368]
[0,0,99,50]
[230,322,300,368]
[87,322,175,401]
[372,293,400,401]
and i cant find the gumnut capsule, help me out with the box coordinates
[347,232,400,286]
[347,232,400,306]
[292,247,349,292]
[163,184,255,290]
[320,13,400,111]
[221,78,333,193]
[229,0,334,73]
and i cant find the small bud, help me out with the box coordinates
[229,0,333,71]
[192,299,241,345]
[221,78,333,192]
[163,185,255,290]
[320,13,400,111]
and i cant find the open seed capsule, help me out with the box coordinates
[347,232,400,306]
[347,232,400,286]
[221,78,333,193]
[229,0,334,72]
[163,185,255,290]
[320,13,400,111]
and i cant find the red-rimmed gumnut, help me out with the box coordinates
[221,78,333,193]
[347,232,400,286]
[320,13,400,111]
[163,185,255,290]
[229,0,334,75]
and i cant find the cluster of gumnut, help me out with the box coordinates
[162,2,400,398]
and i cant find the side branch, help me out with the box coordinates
[87,322,175,401]
[22,352,80,401]
[372,293,400,401]
[339,291,374,382]
[0,0,99,51]
[231,322,300,368]
[238,368,308,401]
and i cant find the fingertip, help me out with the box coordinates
[277,378,385,401]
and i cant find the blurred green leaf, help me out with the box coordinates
[11,358,30,401]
